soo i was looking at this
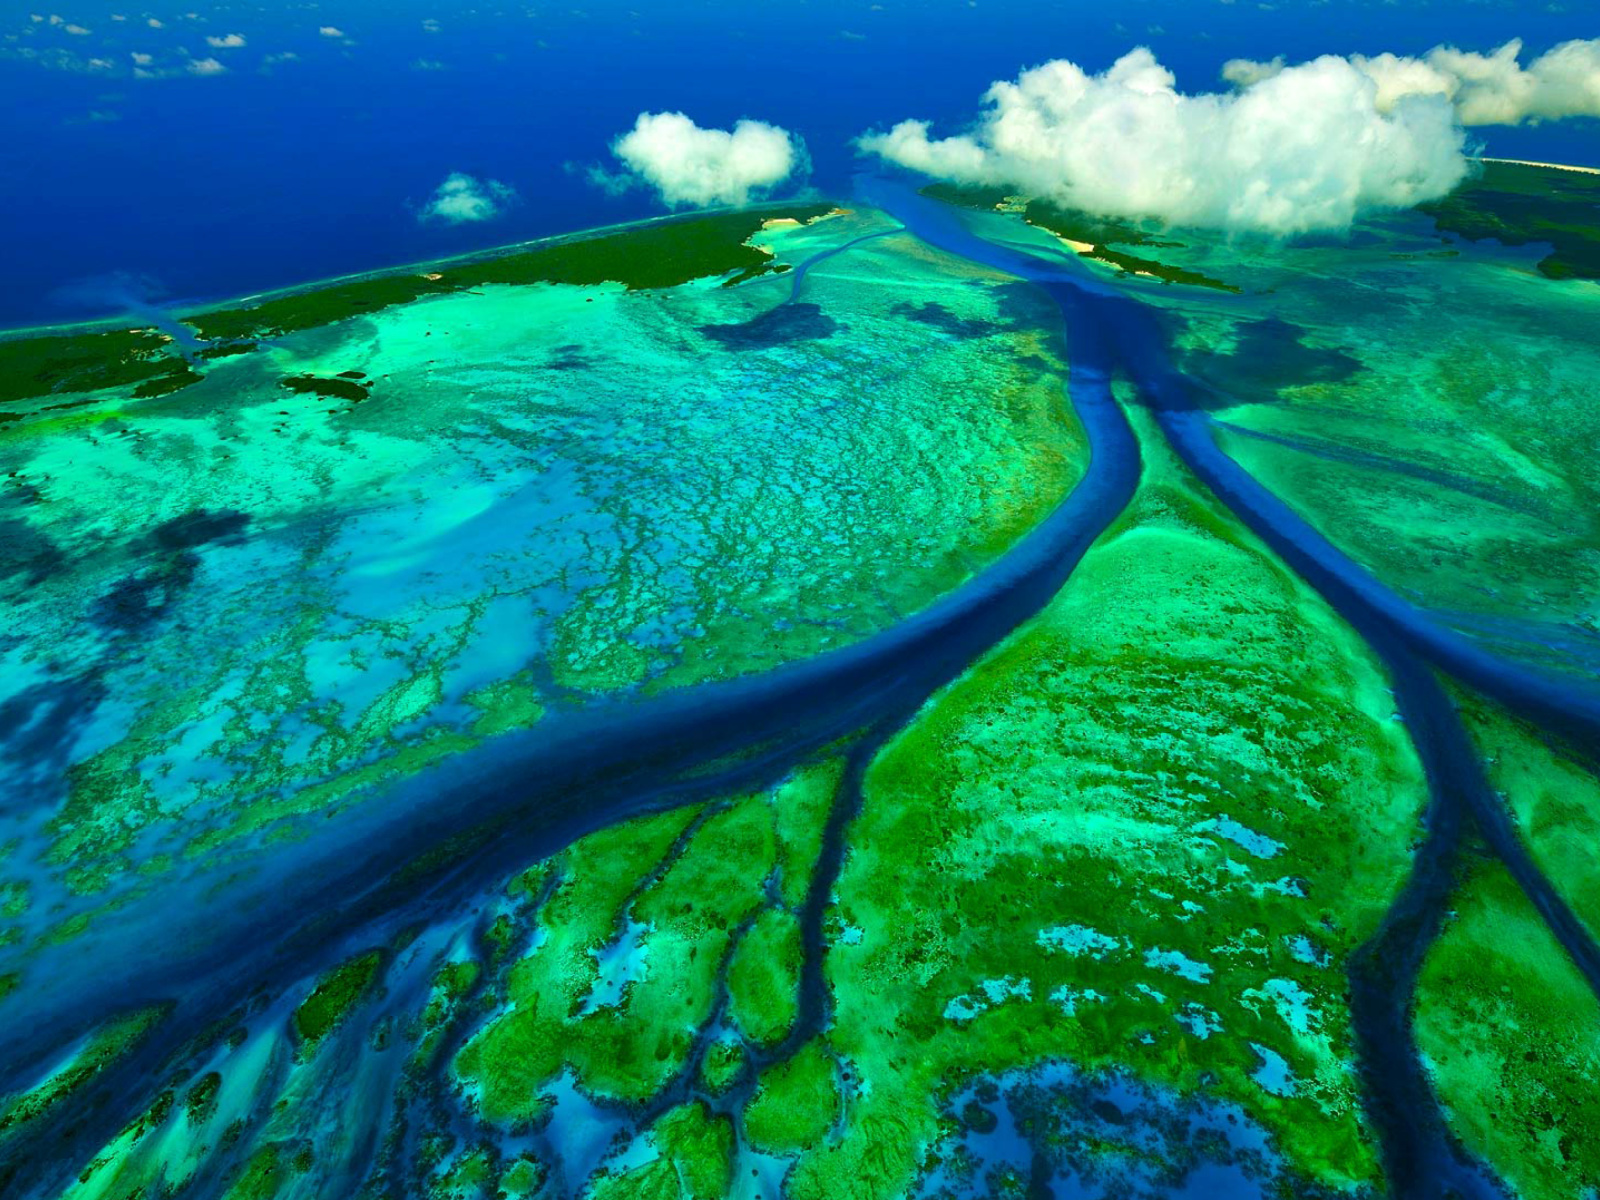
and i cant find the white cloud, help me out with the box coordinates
[859,48,1471,235]
[607,111,802,208]
[205,33,246,49]
[130,51,152,65]
[319,25,343,38]
[1224,38,1600,126]
[419,172,517,224]
[1220,55,1283,88]
[147,17,162,28]
[63,23,89,35]
[187,56,226,76]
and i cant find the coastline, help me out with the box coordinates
[0,195,833,342]
[3,153,1593,342]
[1480,156,1600,177]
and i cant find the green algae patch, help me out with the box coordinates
[589,1102,734,1199]
[744,1039,839,1154]
[432,1147,495,1199]
[292,950,382,1046]
[196,340,259,360]
[1421,161,1600,281]
[466,672,546,741]
[701,1038,746,1095]
[771,760,842,909]
[222,1142,294,1200]
[1415,859,1600,1200]
[654,1102,736,1197]
[185,1071,222,1123]
[183,203,839,342]
[278,374,370,402]
[498,1157,545,1198]
[567,798,776,1101]
[1455,691,1600,942]
[452,806,705,1119]
[0,327,201,405]
[453,757,845,1124]
[726,907,802,1046]
[0,1005,168,1139]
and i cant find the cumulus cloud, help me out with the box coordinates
[205,33,246,49]
[859,48,1472,235]
[187,56,226,76]
[318,25,344,38]
[1225,38,1600,126]
[606,112,803,208]
[418,172,517,224]
[1219,55,1283,88]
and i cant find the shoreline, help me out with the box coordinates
[0,195,832,342]
[4,154,1594,341]
[1480,156,1600,177]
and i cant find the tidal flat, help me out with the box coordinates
[0,164,1597,1200]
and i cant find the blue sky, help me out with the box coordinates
[2,0,1595,326]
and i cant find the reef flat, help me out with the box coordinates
[0,163,1597,1200]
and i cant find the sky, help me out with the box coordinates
[2,0,1596,327]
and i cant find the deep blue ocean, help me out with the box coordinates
[1,0,1594,328]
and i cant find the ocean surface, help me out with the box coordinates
[1,0,1594,329]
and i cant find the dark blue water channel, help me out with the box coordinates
[5,177,1598,1198]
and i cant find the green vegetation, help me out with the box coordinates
[726,908,802,1046]
[922,183,1240,292]
[589,1102,734,1199]
[1415,859,1600,1200]
[1455,692,1600,941]
[744,1039,838,1154]
[462,797,781,1108]
[0,327,200,405]
[182,204,838,342]
[292,950,383,1046]
[222,1143,293,1200]
[700,1038,746,1095]
[185,1071,222,1123]
[1421,161,1600,281]
[498,1157,544,1198]
[0,1005,167,1138]
[279,374,371,402]
[771,761,840,909]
